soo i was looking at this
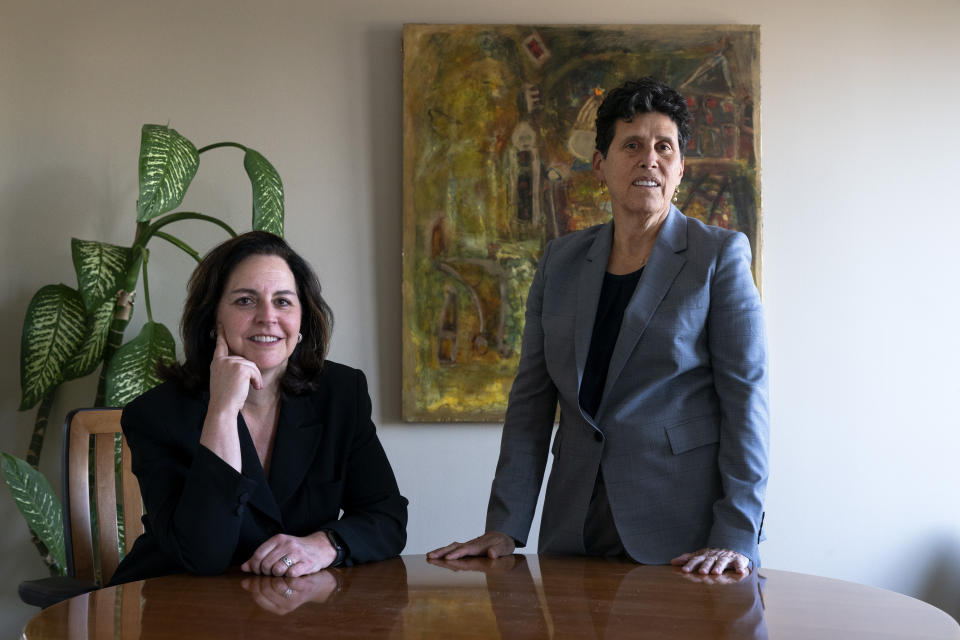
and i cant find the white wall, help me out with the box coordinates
[3,0,959,634]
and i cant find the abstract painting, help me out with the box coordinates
[402,24,761,421]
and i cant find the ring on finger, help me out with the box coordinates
[280,555,294,568]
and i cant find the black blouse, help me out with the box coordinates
[578,267,644,418]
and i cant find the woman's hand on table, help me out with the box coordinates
[427,553,521,574]
[241,531,337,576]
[671,547,750,575]
[427,531,516,560]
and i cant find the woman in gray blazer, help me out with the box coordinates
[111,232,407,585]
[431,78,768,575]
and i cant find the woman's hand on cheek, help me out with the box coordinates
[208,325,263,416]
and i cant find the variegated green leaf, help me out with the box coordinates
[63,298,116,379]
[20,285,86,410]
[71,239,131,309]
[104,321,176,407]
[1,453,66,575]
[244,148,284,236]
[137,125,199,222]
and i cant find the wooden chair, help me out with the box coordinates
[18,408,145,608]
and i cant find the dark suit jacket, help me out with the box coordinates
[486,206,769,567]
[110,361,407,585]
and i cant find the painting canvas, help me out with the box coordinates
[402,24,761,421]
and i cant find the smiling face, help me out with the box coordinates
[593,111,684,225]
[216,254,301,382]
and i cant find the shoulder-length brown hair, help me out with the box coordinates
[163,231,334,395]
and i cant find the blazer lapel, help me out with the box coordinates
[268,389,327,507]
[575,222,614,392]
[236,414,283,525]
[574,223,614,430]
[598,207,688,412]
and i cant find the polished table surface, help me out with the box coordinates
[23,554,960,639]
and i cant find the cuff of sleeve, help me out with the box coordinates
[189,445,259,517]
[484,517,529,549]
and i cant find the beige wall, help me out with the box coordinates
[3,0,959,633]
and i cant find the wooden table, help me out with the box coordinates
[23,555,960,639]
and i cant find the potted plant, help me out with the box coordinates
[1,124,285,575]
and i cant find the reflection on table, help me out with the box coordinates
[23,555,960,639]
[426,555,767,639]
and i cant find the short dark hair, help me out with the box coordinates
[594,77,692,157]
[163,231,334,395]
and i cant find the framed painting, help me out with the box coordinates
[402,24,761,421]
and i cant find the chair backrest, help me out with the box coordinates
[62,408,144,585]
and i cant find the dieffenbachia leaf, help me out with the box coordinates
[244,148,284,236]
[137,124,199,222]
[1,453,66,575]
[63,297,116,379]
[71,239,131,310]
[20,285,86,410]
[104,321,176,407]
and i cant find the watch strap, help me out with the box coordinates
[323,529,346,567]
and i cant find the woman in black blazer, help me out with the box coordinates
[110,232,407,585]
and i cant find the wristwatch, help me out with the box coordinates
[323,529,346,567]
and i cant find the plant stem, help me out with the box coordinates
[96,312,135,407]
[95,226,146,405]
[153,231,202,262]
[197,141,247,154]
[144,211,237,240]
[25,390,55,468]
[141,248,153,323]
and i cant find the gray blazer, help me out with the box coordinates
[486,206,769,567]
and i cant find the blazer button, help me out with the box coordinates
[594,431,604,442]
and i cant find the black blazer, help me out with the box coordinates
[109,361,407,585]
